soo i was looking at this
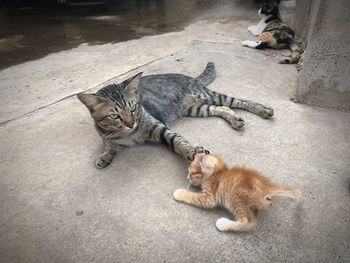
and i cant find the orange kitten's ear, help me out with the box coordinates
[200,155,216,175]
[194,153,205,163]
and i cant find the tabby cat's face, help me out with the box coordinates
[95,99,140,133]
[188,154,223,187]
[78,73,142,135]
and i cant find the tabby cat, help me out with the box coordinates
[78,62,274,168]
[242,0,300,64]
[174,154,301,232]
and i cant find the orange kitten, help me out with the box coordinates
[174,154,301,232]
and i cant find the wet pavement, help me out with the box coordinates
[0,0,262,70]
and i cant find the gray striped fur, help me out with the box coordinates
[78,62,273,168]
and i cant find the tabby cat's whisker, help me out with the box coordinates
[108,132,117,141]
[103,131,117,142]
[101,133,109,142]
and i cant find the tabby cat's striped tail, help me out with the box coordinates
[195,62,216,87]
[279,40,300,64]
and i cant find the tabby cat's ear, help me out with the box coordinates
[124,72,143,98]
[77,93,107,113]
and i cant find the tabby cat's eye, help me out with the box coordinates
[109,113,119,119]
[130,104,136,112]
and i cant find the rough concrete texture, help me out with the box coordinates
[1,4,350,263]
[292,0,350,111]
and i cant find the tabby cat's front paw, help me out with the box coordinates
[188,146,210,161]
[95,156,112,169]
[173,189,187,202]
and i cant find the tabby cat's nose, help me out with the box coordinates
[124,119,134,129]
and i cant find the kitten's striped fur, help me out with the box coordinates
[78,63,274,168]
[174,154,301,232]
[243,0,300,64]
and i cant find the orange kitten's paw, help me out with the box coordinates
[173,189,187,202]
[216,217,234,232]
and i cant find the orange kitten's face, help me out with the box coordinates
[187,154,220,186]
[188,161,204,187]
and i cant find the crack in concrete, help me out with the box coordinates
[0,39,258,128]
[0,51,187,127]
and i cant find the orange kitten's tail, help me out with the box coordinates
[266,185,302,201]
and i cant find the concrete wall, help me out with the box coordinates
[292,0,350,111]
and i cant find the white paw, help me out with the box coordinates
[248,26,262,36]
[251,31,260,37]
[241,40,250,47]
[173,189,185,201]
[241,40,259,48]
[248,25,255,33]
[216,217,233,232]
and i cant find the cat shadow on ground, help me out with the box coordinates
[290,199,305,243]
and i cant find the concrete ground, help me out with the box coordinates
[0,1,349,263]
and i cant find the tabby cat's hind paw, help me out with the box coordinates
[230,116,245,130]
[259,106,274,119]
[216,106,244,130]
